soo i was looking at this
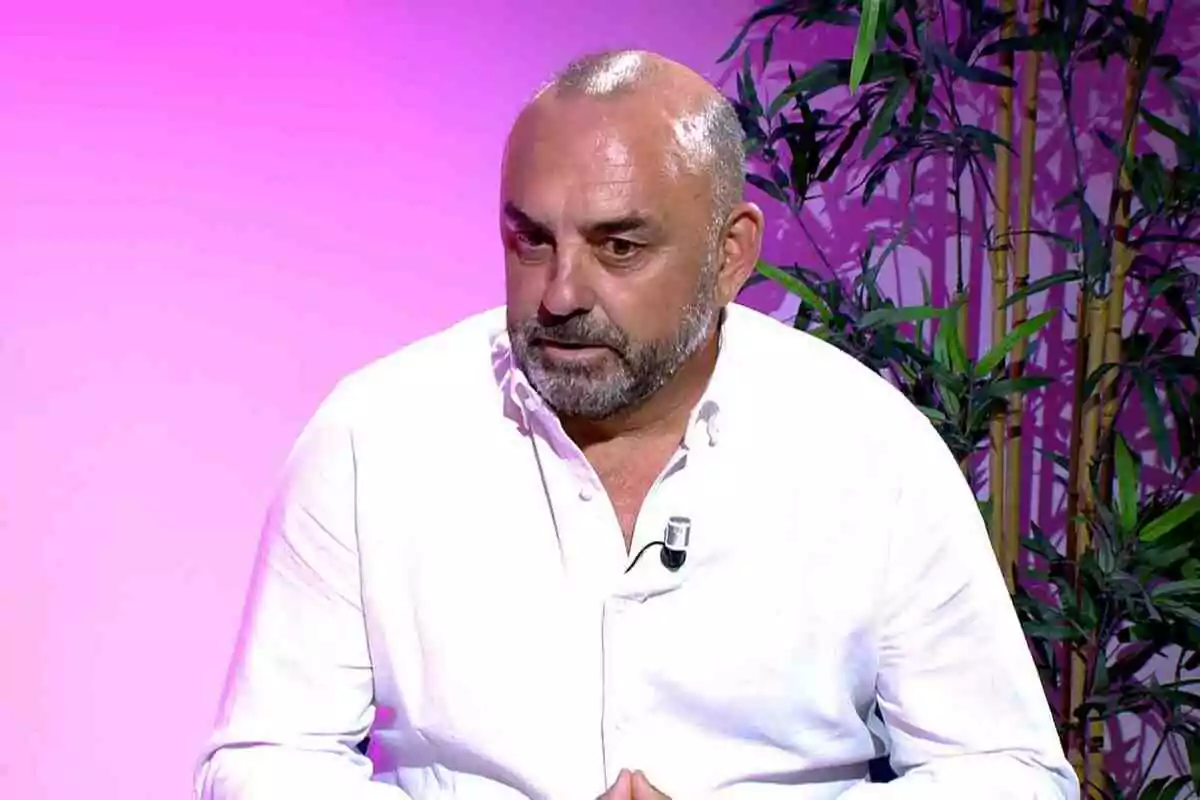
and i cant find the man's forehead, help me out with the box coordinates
[509,116,654,171]
[501,96,714,225]
[503,138,663,213]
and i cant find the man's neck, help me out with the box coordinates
[561,331,720,450]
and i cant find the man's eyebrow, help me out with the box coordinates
[502,202,547,232]
[501,202,659,237]
[587,214,656,237]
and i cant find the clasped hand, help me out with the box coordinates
[597,768,670,800]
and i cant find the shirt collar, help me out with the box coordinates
[490,308,732,452]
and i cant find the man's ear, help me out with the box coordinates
[715,201,765,306]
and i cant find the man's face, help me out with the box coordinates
[500,96,723,420]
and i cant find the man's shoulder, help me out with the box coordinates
[727,301,895,398]
[726,302,936,446]
[321,305,507,425]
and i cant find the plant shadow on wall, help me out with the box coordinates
[718,0,1200,797]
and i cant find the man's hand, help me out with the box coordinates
[596,769,670,800]
[630,770,670,799]
[597,768,632,799]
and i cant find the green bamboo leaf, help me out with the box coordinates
[858,304,946,329]
[850,0,883,93]
[1147,267,1194,299]
[863,76,909,157]
[816,114,869,183]
[755,261,832,322]
[1096,129,1140,183]
[1000,270,1082,309]
[787,136,812,200]
[762,22,777,69]
[768,61,849,117]
[1081,362,1120,403]
[977,376,1055,399]
[1167,385,1198,471]
[939,380,963,419]
[1142,108,1200,163]
[1022,620,1079,641]
[1140,494,1200,542]
[914,264,932,344]
[928,40,1018,87]
[917,405,949,422]
[1151,579,1200,599]
[960,124,1013,161]
[933,299,969,374]
[1136,374,1174,470]
[1113,435,1139,536]
[1155,601,1200,630]
[1032,448,1070,476]
[1139,775,1191,800]
[978,33,1056,58]
[1186,732,1200,789]
[746,173,788,204]
[870,217,913,276]
[716,1,795,63]
[1078,200,1108,283]
[973,310,1056,379]
[740,47,761,117]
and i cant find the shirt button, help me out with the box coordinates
[579,485,594,501]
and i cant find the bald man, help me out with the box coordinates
[195,51,1077,800]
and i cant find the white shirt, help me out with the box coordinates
[195,302,1078,800]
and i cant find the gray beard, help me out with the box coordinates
[510,257,720,420]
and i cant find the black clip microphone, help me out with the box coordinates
[623,515,692,574]
[660,516,691,571]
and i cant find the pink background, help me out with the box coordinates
[5,1,1194,797]
[0,2,753,798]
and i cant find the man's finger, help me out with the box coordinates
[597,767,633,799]
[631,770,669,799]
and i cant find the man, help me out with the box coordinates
[195,50,1077,799]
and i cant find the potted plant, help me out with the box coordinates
[719,0,1200,795]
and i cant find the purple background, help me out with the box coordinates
[2,1,1196,798]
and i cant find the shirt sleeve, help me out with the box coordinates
[194,385,410,800]
[838,409,1080,800]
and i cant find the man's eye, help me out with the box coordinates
[515,230,549,248]
[511,230,553,260]
[603,239,641,259]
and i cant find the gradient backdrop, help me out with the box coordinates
[10,0,1184,797]
[0,2,761,798]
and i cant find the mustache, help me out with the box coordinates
[516,315,626,350]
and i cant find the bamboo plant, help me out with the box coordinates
[721,0,1200,795]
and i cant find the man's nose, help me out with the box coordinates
[540,244,595,317]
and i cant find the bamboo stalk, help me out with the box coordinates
[1098,0,1149,499]
[1061,279,1090,770]
[988,0,1017,575]
[1060,298,1109,784]
[1083,3,1148,791]
[1074,297,1109,792]
[1004,0,1044,593]
[1067,644,1089,793]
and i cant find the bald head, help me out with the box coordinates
[527,49,746,226]
[500,50,764,423]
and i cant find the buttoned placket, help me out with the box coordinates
[513,374,723,787]
[599,455,680,782]
[598,404,722,784]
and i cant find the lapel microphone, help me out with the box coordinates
[660,516,691,571]
[624,515,692,574]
